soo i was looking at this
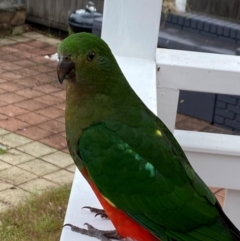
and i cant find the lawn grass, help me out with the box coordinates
[0,184,71,241]
[0,147,6,155]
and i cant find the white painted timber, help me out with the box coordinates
[174,130,240,189]
[157,87,179,132]
[156,48,240,95]
[157,48,240,229]
[156,48,240,131]
[116,57,157,114]
[175,0,187,12]
[224,190,240,228]
[102,0,162,60]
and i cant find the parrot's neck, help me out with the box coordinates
[64,76,144,168]
[64,79,114,167]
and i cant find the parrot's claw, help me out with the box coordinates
[63,223,122,241]
[82,206,109,219]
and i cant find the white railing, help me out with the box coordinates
[175,0,187,12]
[156,48,240,228]
[60,0,240,240]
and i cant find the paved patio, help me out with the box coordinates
[0,31,74,212]
[0,31,235,212]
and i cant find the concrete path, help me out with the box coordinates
[0,31,235,212]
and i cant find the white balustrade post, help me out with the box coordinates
[101,0,162,115]
[175,0,187,12]
[224,189,240,229]
[102,0,162,60]
[157,88,179,132]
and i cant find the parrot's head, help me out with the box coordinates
[57,32,117,86]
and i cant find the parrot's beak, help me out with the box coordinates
[57,57,75,84]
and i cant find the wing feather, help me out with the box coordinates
[79,121,219,237]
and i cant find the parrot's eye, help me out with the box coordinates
[87,51,96,61]
[63,56,71,62]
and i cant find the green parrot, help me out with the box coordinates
[57,32,240,241]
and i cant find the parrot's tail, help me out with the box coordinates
[166,202,240,241]
[216,202,240,241]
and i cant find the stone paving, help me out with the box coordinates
[0,31,235,212]
[0,31,75,212]
[0,128,75,212]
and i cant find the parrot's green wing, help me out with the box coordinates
[78,111,236,241]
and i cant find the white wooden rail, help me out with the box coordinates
[175,0,187,12]
[156,49,240,228]
[60,0,240,240]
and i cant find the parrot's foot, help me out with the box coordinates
[82,206,109,219]
[64,223,122,241]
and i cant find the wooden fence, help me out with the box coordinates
[3,0,239,30]
[21,0,104,30]
[188,0,240,21]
